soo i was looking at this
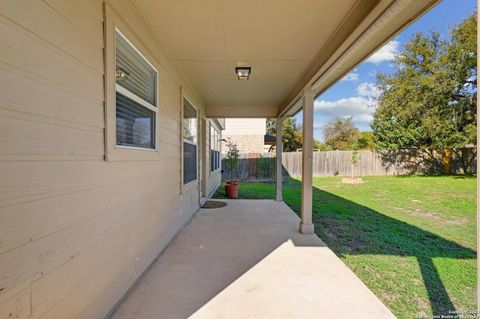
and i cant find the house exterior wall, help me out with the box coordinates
[0,1,221,318]
[222,135,266,154]
[222,118,266,135]
[222,118,266,154]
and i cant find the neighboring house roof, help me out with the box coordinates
[264,134,276,145]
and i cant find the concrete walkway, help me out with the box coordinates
[111,200,396,319]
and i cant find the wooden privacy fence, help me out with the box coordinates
[221,148,476,181]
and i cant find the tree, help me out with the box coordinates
[372,13,477,151]
[357,131,376,150]
[351,150,360,178]
[224,138,239,181]
[266,117,303,152]
[313,140,331,151]
[323,117,359,150]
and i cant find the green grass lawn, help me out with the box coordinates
[213,176,477,319]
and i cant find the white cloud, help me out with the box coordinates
[356,82,380,99]
[341,72,359,82]
[314,96,374,130]
[353,113,374,123]
[314,97,370,116]
[366,40,399,64]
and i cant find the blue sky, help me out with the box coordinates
[294,0,477,141]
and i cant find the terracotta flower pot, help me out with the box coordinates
[225,181,239,198]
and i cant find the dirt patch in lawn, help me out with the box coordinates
[445,217,469,225]
[409,210,468,225]
[410,210,442,221]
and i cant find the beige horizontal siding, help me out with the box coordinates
[0,65,104,130]
[1,0,104,71]
[0,0,218,318]
[0,161,178,254]
[0,15,103,102]
[0,113,104,157]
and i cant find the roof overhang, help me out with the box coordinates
[132,0,440,118]
[279,0,440,118]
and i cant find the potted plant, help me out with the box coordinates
[224,139,240,198]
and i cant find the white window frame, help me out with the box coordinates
[115,28,158,151]
[216,129,221,170]
[210,122,214,173]
[210,121,221,172]
[183,96,199,186]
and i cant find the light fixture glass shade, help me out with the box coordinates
[235,67,251,80]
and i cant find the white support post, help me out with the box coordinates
[275,117,283,201]
[300,87,314,234]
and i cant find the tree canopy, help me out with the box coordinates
[321,117,375,150]
[323,117,359,150]
[266,117,303,152]
[267,117,326,152]
[372,13,477,150]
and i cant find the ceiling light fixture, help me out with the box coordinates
[235,66,251,80]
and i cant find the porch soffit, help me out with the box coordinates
[132,0,439,118]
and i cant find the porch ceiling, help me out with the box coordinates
[133,0,438,118]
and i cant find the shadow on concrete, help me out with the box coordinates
[110,200,329,319]
[110,199,398,319]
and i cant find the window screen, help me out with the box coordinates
[183,101,197,143]
[115,30,157,149]
[183,143,197,184]
[183,98,198,184]
[116,32,157,105]
[215,131,219,169]
[209,124,216,172]
[116,92,155,148]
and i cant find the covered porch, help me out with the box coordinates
[0,0,449,318]
[111,200,395,319]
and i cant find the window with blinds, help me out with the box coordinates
[115,30,157,149]
[210,123,221,172]
[183,98,198,184]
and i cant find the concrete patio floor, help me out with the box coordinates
[110,200,396,319]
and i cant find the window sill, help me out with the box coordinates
[116,145,157,152]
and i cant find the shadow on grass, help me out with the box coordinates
[214,178,476,316]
